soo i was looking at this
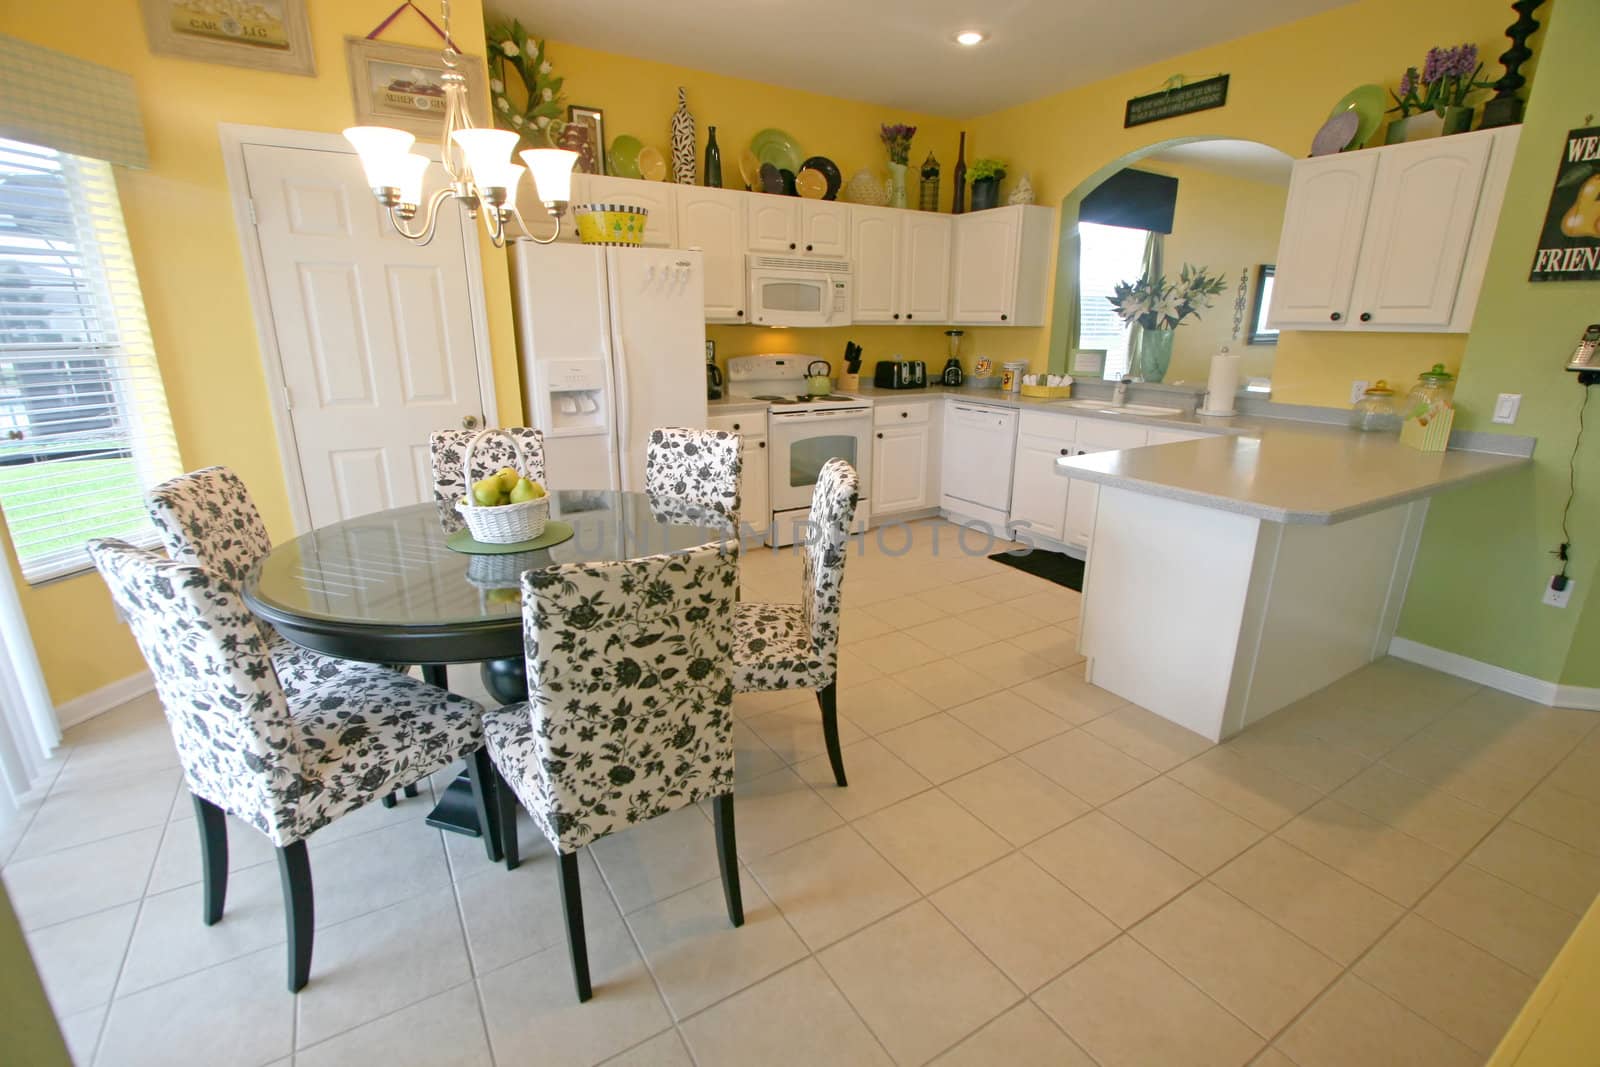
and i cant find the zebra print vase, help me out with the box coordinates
[670,87,696,185]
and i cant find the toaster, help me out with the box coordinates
[873,360,928,390]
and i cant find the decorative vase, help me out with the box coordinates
[1441,105,1476,136]
[1383,119,1408,145]
[952,132,967,214]
[1133,326,1175,384]
[970,176,1000,211]
[1008,174,1035,206]
[670,86,696,185]
[704,125,722,187]
[1481,0,1546,129]
[887,161,908,209]
[1395,111,1445,141]
[843,169,887,206]
[920,174,939,211]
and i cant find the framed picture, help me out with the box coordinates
[1248,265,1279,345]
[345,38,488,138]
[139,0,315,76]
[567,105,607,175]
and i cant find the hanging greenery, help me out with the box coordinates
[485,20,565,149]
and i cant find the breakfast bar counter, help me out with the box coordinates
[1054,421,1530,742]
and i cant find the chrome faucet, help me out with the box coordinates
[1113,377,1131,406]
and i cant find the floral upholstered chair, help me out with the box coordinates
[644,427,741,521]
[147,465,419,807]
[731,458,859,787]
[430,427,547,533]
[483,543,742,1002]
[88,539,490,993]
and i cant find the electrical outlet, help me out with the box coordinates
[1492,393,1522,425]
[1543,576,1574,608]
[1350,379,1370,405]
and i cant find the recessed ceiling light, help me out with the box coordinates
[955,30,986,46]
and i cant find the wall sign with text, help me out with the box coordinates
[1531,126,1600,282]
[1124,75,1230,128]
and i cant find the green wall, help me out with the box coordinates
[1396,0,1600,687]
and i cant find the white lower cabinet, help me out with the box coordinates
[708,411,768,527]
[1061,420,1151,548]
[1008,412,1076,542]
[871,400,937,516]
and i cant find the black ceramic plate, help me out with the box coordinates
[800,155,842,200]
[779,168,798,196]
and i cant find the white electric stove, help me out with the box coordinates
[726,355,873,546]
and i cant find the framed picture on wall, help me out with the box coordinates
[566,105,607,175]
[1248,265,1279,345]
[345,38,488,138]
[139,0,316,76]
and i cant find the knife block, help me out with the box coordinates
[838,372,860,392]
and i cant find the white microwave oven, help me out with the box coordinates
[746,254,852,327]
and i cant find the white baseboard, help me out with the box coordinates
[54,671,155,729]
[1387,637,1600,711]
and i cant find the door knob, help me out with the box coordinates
[462,414,481,429]
[1330,311,1342,322]
[1359,312,1372,322]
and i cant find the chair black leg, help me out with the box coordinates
[192,794,228,926]
[817,681,848,787]
[713,793,744,927]
[465,748,503,863]
[276,841,314,993]
[559,851,592,1002]
[403,782,419,798]
[381,793,397,809]
[493,767,520,871]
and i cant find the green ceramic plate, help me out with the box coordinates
[609,135,643,179]
[749,128,803,174]
[445,520,575,555]
[1330,84,1388,149]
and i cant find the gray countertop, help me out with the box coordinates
[1055,420,1529,525]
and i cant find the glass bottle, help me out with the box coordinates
[704,126,722,188]
[1349,380,1399,432]
[952,131,967,214]
[1402,363,1457,424]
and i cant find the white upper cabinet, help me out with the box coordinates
[1267,153,1378,328]
[899,213,952,323]
[677,187,747,324]
[574,174,677,247]
[800,201,851,257]
[949,205,1055,326]
[746,197,851,256]
[1350,134,1491,328]
[851,206,901,323]
[1269,126,1519,333]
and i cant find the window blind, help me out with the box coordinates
[0,139,180,583]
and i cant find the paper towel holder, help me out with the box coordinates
[1197,347,1242,418]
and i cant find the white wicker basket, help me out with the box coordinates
[453,429,550,544]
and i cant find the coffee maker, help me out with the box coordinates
[706,341,722,399]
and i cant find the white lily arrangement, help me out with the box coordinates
[1109,263,1227,331]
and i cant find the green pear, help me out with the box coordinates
[472,477,502,506]
[509,477,539,504]
[496,467,521,493]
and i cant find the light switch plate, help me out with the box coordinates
[1543,577,1574,608]
[1350,380,1370,405]
[1493,393,1522,425]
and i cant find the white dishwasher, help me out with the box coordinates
[941,402,1018,528]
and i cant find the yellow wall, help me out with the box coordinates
[962,0,1532,400]
[1140,162,1288,385]
[1489,895,1600,1065]
[5,0,515,704]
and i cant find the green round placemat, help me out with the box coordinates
[445,520,575,555]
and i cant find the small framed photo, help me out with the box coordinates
[1070,348,1108,378]
[345,38,488,137]
[1248,265,1279,345]
[140,0,315,76]
[566,105,607,175]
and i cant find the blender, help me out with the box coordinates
[941,330,965,386]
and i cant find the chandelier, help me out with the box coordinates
[342,0,576,247]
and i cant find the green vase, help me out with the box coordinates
[1441,105,1475,136]
[1134,326,1175,383]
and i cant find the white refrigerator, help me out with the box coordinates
[513,242,707,491]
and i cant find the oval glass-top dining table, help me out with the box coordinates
[242,488,733,840]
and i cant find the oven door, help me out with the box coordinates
[749,270,844,327]
[767,407,873,512]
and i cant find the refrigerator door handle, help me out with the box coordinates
[607,260,632,488]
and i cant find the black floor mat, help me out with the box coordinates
[988,548,1085,592]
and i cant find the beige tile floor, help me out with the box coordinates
[7,518,1599,1066]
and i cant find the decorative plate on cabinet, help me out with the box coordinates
[750,128,803,173]
[799,155,841,200]
[1328,84,1387,149]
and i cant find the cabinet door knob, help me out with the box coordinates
[788,242,797,250]
[805,244,813,251]
[732,422,740,430]
[1330,311,1343,322]
[893,313,900,319]
[736,309,744,317]
[906,313,914,320]
[1000,314,1008,321]
[1359,312,1372,322]
[900,411,908,418]
[1060,448,1070,455]
[758,440,766,448]
[876,432,883,439]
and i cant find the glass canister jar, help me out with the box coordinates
[1402,363,1457,425]
[1350,380,1400,432]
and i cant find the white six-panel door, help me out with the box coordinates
[243,142,488,528]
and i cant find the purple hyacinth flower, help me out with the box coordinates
[1423,47,1444,84]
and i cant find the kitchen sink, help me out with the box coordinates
[1056,399,1187,417]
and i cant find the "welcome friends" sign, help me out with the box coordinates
[1531,126,1600,282]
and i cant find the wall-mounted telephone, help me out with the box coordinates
[1570,323,1600,384]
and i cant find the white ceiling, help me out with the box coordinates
[1143,140,1295,186]
[491,0,1353,118]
